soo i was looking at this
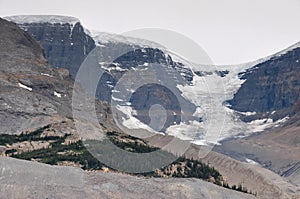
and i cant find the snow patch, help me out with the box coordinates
[2,102,12,109]
[99,62,127,72]
[54,91,62,98]
[96,42,106,47]
[41,73,53,77]
[90,30,166,50]
[111,96,123,102]
[18,83,32,91]
[247,117,289,132]
[238,111,257,116]
[245,158,259,165]
[116,105,156,133]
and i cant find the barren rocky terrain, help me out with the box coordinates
[214,112,300,189]
[0,156,256,199]
[146,134,300,199]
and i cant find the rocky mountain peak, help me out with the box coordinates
[4,15,96,78]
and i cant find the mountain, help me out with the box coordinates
[4,15,198,133]
[228,42,300,121]
[4,14,300,145]
[214,44,300,187]
[0,17,263,199]
[5,14,300,141]
[1,16,300,198]
[4,15,96,78]
[0,17,117,135]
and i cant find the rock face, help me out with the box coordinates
[0,17,68,134]
[215,44,300,190]
[8,16,96,78]
[228,45,300,120]
[0,18,114,135]
[93,46,196,130]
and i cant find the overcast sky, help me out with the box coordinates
[1,0,300,65]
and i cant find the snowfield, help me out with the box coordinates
[18,82,32,91]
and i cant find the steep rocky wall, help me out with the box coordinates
[19,22,96,77]
[0,18,116,134]
[228,47,300,119]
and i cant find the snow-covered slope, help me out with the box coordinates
[90,30,166,50]
[4,15,80,26]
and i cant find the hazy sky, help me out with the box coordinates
[1,0,300,65]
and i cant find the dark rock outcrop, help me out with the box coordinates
[94,46,196,130]
[228,46,300,120]
[16,21,96,77]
